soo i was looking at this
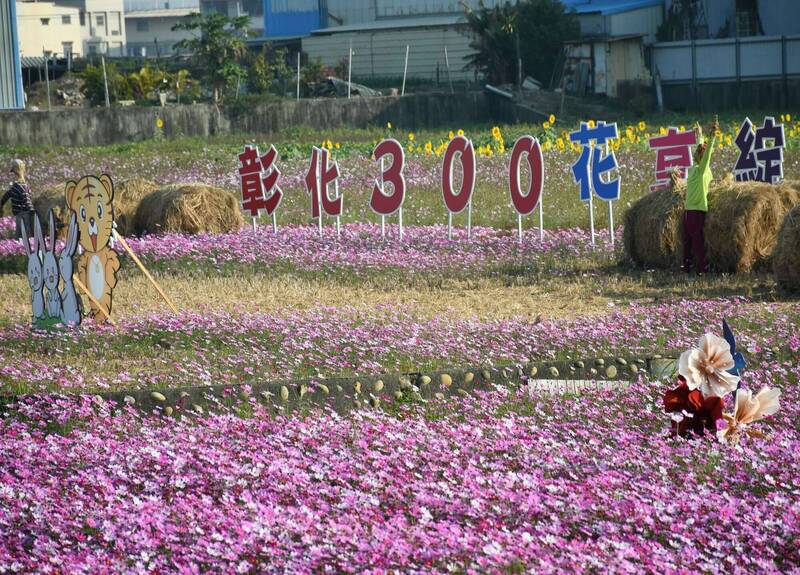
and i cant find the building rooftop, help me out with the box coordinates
[562,0,663,16]
[310,14,463,36]
[125,7,195,18]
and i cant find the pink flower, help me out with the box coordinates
[678,333,740,398]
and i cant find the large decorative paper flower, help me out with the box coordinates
[663,378,724,436]
[678,334,740,398]
[719,386,781,444]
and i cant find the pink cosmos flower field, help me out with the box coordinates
[0,292,797,573]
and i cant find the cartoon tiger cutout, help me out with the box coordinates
[65,174,120,323]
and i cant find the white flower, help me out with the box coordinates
[678,333,740,398]
[719,386,781,444]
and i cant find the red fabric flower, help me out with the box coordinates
[663,376,724,436]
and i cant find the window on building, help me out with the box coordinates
[242,0,263,16]
[62,42,73,57]
[96,14,105,27]
[136,19,149,32]
[41,18,50,25]
[735,0,761,36]
[62,15,71,25]
[79,11,85,25]
[201,1,228,16]
[88,43,99,54]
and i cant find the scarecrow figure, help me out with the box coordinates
[679,115,719,274]
[1,159,36,240]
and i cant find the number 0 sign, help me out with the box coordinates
[508,135,545,242]
[441,135,476,239]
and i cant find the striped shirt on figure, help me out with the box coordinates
[1,182,34,215]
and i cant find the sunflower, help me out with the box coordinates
[491,126,501,140]
[548,114,556,124]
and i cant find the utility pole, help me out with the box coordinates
[515,0,522,99]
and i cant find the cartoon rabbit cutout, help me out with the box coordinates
[21,214,45,322]
[59,211,82,326]
[43,210,62,319]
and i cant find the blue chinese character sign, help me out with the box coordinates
[569,121,621,246]
[733,117,785,184]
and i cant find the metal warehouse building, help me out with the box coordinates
[302,15,474,82]
[0,0,24,109]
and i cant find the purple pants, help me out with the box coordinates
[683,210,707,273]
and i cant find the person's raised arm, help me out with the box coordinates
[700,115,720,171]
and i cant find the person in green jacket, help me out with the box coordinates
[682,115,719,274]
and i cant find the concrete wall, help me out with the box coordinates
[0,92,522,146]
[662,78,800,111]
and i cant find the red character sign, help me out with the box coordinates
[305,146,343,221]
[508,135,544,215]
[370,138,406,216]
[648,128,697,192]
[441,135,476,215]
[237,145,283,217]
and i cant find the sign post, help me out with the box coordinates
[569,121,620,248]
[402,45,409,96]
[441,135,476,241]
[370,138,406,239]
[508,135,544,244]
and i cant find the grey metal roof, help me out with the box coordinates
[20,56,49,69]
[310,14,464,36]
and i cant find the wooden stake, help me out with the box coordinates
[73,276,115,325]
[113,230,179,315]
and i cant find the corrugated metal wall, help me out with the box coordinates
[0,0,24,109]
[302,25,475,81]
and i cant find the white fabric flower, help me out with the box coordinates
[719,386,781,444]
[678,333,740,398]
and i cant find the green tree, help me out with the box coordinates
[462,0,579,86]
[172,12,249,103]
[517,0,580,86]
[247,43,290,94]
[127,66,166,102]
[462,1,518,85]
[79,62,133,106]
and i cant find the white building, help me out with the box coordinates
[17,0,127,57]
[124,0,197,57]
[64,0,127,55]
[16,0,83,58]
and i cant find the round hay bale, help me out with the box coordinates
[774,204,800,293]
[705,180,800,273]
[135,183,244,235]
[32,178,157,237]
[114,178,158,235]
[31,183,69,238]
[623,185,685,269]
[33,182,68,223]
[624,179,800,273]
